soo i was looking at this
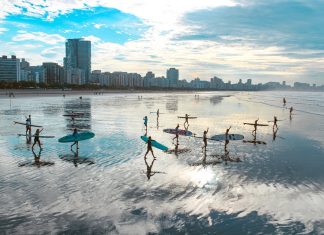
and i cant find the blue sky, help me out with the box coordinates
[0,0,324,84]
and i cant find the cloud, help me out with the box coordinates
[0,27,7,34]
[13,31,65,45]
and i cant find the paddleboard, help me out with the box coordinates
[163,128,193,136]
[243,123,269,126]
[19,161,54,167]
[18,134,55,138]
[178,116,197,119]
[63,114,83,117]
[210,134,244,141]
[58,131,95,143]
[13,121,43,128]
[140,136,168,151]
[243,140,267,144]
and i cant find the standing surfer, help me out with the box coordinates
[144,136,156,160]
[143,116,148,134]
[289,107,293,119]
[173,124,180,144]
[32,128,43,151]
[71,128,79,152]
[273,116,278,130]
[252,118,259,137]
[202,128,209,153]
[224,126,231,153]
[25,115,31,136]
[283,97,286,106]
[184,114,190,129]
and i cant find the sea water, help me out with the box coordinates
[0,91,324,234]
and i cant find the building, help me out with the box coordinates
[64,38,91,84]
[29,66,47,83]
[66,68,85,85]
[0,55,21,82]
[43,62,64,84]
[166,68,179,85]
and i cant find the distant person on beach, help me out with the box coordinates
[143,116,148,133]
[184,114,190,129]
[225,126,231,152]
[289,107,293,119]
[144,136,156,160]
[32,128,43,151]
[283,97,286,106]
[71,128,79,151]
[157,109,160,118]
[79,96,82,99]
[25,115,31,136]
[202,128,209,152]
[273,116,278,130]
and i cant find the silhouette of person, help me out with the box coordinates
[143,116,148,134]
[144,136,156,160]
[202,128,209,153]
[283,97,286,106]
[273,116,278,130]
[173,124,180,144]
[225,126,231,153]
[144,158,156,180]
[289,106,293,120]
[32,128,43,151]
[25,115,31,136]
[184,114,190,129]
[71,128,79,153]
[252,118,259,137]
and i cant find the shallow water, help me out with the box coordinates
[1,91,324,234]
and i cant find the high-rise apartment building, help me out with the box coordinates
[64,38,91,84]
[0,55,21,82]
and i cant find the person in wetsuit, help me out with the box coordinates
[25,115,31,136]
[70,128,79,152]
[225,126,231,152]
[202,128,209,152]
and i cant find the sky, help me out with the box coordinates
[1,0,324,85]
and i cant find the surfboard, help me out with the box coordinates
[13,121,43,128]
[243,140,267,144]
[63,114,83,117]
[210,134,244,141]
[18,134,55,138]
[58,131,95,143]
[178,116,197,119]
[140,136,168,151]
[243,123,269,126]
[163,128,193,136]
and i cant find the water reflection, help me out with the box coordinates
[64,98,92,130]
[143,158,166,180]
[19,148,54,167]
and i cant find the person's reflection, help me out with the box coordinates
[26,135,31,144]
[32,148,42,167]
[143,158,166,180]
[273,126,278,141]
[70,143,79,167]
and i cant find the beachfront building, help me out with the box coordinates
[167,68,179,86]
[64,38,91,84]
[43,62,64,84]
[0,55,21,82]
[66,68,85,85]
[29,66,47,83]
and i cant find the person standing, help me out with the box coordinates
[32,128,43,151]
[25,115,31,136]
[144,136,156,160]
[202,128,209,152]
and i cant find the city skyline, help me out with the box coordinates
[1,1,324,84]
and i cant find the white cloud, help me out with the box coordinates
[83,35,101,44]
[93,23,104,29]
[0,27,7,34]
[13,31,65,45]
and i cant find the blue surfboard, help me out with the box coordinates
[141,136,168,151]
[58,131,95,143]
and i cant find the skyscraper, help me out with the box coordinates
[64,38,91,84]
[166,68,179,85]
[0,55,21,82]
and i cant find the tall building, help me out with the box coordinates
[0,55,21,82]
[43,62,64,84]
[64,38,91,84]
[166,68,179,85]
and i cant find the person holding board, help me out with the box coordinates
[202,128,209,153]
[70,128,79,152]
[25,115,31,136]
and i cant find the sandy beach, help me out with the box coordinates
[0,91,324,234]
